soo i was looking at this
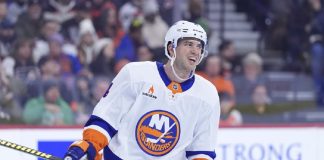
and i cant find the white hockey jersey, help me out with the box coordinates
[84,61,220,160]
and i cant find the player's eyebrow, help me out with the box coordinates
[182,40,202,48]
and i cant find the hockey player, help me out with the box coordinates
[64,20,220,160]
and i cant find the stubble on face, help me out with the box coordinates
[174,39,202,72]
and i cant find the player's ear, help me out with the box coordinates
[167,43,174,57]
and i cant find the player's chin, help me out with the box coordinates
[186,63,197,71]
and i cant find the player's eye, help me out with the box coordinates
[183,41,192,46]
[196,44,202,49]
[183,41,202,50]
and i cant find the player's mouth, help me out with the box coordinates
[188,57,197,64]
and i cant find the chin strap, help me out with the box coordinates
[170,48,195,82]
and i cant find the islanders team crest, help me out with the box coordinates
[135,110,180,156]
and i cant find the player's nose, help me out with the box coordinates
[190,47,200,55]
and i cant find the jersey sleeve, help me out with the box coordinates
[82,64,136,152]
[186,98,220,160]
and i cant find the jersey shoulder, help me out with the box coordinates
[192,74,219,106]
[122,61,159,82]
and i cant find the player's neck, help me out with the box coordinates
[164,62,190,83]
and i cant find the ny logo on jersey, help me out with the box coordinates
[135,110,180,156]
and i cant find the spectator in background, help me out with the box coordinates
[96,1,125,48]
[198,55,235,97]
[0,0,9,25]
[60,0,91,43]
[218,40,242,78]
[251,0,271,32]
[141,0,169,61]
[43,0,76,25]
[32,19,61,63]
[137,45,153,61]
[251,85,271,114]
[23,56,73,105]
[284,0,311,72]
[242,84,273,123]
[115,19,144,62]
[0,57,22,122]
[38,56,61,81]
[309,0,324,107]
[233,52,267,105]
[15,0,44,39]
[1,36,34,109]
[13,39,35,73]
[77,18,97,68]
[263,15,288,55]
[118,0,143,32]
[0,19,16,58]
[157,0,174,26]
[198,55,239,126]
[74,76,110,124]
[73,76,92,124]
[89,77,110,109]
[0,0,16,57]
[219,92,242,126]
[10,38,39,85]
[46,33,81,75]
[90,0,115,34]
[35,34,81,103]
[23,80,74,125]
[90,38,115,78]
[264,0,311,72]
[185,0,210,38]
[7,0,27,24]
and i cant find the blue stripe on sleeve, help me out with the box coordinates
[103,146,122,160]
[186,150,216,159]
[84,115,117,138]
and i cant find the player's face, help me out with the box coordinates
[174,38,203,72]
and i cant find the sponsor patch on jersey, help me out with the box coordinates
[135,110,180,156]
[142,85,157,99]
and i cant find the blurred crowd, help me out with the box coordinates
[234,0,324,111]
[0,0,187,125]
[234,0,314,71]
[0,0,323,126]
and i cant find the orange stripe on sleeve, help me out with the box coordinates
[83,128,109,152]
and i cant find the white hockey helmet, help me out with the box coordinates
[164,20,208,62]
